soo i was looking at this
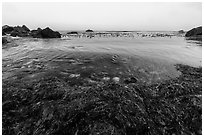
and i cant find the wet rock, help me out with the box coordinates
[69,74,80,78]
[112,77,120,83]
[124,77,138,84]
[2,64,202,135]
[102,77,110,81]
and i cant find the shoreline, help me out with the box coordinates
[2,62,202,135]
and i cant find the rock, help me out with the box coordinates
[2,25,14,34]
[30,27,61,38]
[102,77,110,81]
[10,25,30,37]
[41,27,61,38]
[178,30,185,34]
[2,37,8,44]
[86,29,94,32]
[124,77,138,84]
[112,77,120,83]
[29,28,42,38]
[2,31,6,36]
[67,31,78,35]
[185,26,202,37]
[22,25,30,32]
[69,74,80,78]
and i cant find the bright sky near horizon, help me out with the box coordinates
[2,2,202,31]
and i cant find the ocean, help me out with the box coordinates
[2,32,202,84]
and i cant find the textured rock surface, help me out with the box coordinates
[30,27,61,38]
[2,64,202,135]
[185,26,202,37]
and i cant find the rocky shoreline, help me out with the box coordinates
[2,25,61,38]
[2,25,202,135]
[2,63,202,135]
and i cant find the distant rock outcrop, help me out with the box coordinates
[185,26,202,37]
[2,25,30,37]
[85,29,94,32]
[30,27,61,38]
[67,31,78,35]
[10,25,30,37]
[178,30,185,34]
[2,25,61,38]
[2,25,14,34]
[30,28,42,38]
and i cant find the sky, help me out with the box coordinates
[2,2,202,31]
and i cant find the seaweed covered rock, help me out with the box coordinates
[2,64,202,135]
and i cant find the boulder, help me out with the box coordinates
[29,28,42,38]
[2,25,14,34]
[30,27,61,38]
[22,25,30,32]
[185,26,202,37]
[85,29,94,32]
[178,30,185,34]
[10,25,30,37]
[67,31,78,35]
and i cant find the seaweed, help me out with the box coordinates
[2,64,202,135]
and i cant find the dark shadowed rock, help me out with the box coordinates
[30,28,42,38]
[9,25,30,37]
[30,27,61,38]
[2,37,8,44]
[67,31,78,34]
[86,29,94,32]
[124,77,138,84]
[41,27,61,38]
[185,26,202,37]
[2,25,14,34]
[2,31,6,35]
[22,25,30,32]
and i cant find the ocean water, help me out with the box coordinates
[2,34,202,85]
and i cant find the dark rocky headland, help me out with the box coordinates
[2,25,61,38]
[185,26,202,41]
